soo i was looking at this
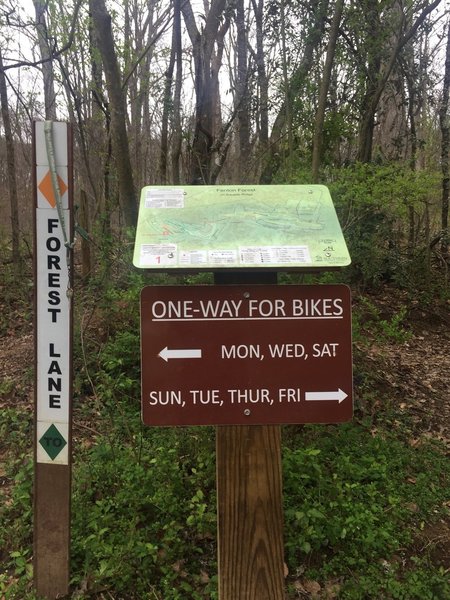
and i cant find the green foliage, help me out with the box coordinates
[0,409,32,456]
[352,297,412,344]
[378,306,412,343]
[0,377,15,396]
[339,561,450,599]
[326,163,441,290]
[71,429,217,599]
[0,457,34,595]
[273,161,446,298]
[283,424,450,596]
[96,329,141,404]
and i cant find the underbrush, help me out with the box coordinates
[70,427,218,599]
[2,413,449,599]
[0,259,33,337]
[1,262,449,599]
[283,425,450,598]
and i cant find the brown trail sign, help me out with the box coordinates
[140,284,352,427]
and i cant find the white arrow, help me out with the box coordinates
[305,389,348,403]
[158,347,202,362]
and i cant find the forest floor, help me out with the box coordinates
[350,287,450,580]
[351,288,450,448]
[1,282,450,597]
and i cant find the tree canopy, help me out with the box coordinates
[0,0,448,280]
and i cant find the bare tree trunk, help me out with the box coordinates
[251,0,268,151]
[33,0,58,119]
[417,29,430,170]
[0,49,20,267]
[405,43,417,257]
[280,0,293,175]
[440,23,450,259]
[171,0,183,184]
[182,0,228,183]
[311,0,344,182]
[79,189,92,281]
[89,13,111,235]
[90,0,137,228]
[236,0,250,182]
[160,5,177,184]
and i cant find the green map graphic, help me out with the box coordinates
[133,185,351,271]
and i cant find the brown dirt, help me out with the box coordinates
[352,288,450,447]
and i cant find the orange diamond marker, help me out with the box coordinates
[38,170,68,208]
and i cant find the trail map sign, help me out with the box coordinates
[133,185,351,271]
[141,284,352,426]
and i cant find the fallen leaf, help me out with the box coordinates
[324,579,341,599]
[293,580,306,593]
[199,570,209,583]
[304,579,321,596]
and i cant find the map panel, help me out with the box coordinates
[133,185,351,271]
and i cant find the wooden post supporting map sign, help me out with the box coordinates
[216,424,284,599]
[33,121,73,598]
[215,271,285,600]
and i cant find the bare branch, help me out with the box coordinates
[0,0,83,72]
[121,6,173,90]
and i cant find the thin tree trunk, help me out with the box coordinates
[251,0,268,151]
[236,0,250,182]
[280,0,293,174]
[439,23,450,259]
[79,189,92,281]
[0,49,20,267]
[405,45,417,257]
[33,0,58,119]
[311,0,344,182]
[159,12,177,184]
[89,12,110,236]
[90,0,137,228]
[171,0,183,184]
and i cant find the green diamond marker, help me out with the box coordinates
[39,424,67,460]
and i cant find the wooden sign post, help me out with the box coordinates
[214,271,284,600]
[216,424,284,599]
[33,121,73,598]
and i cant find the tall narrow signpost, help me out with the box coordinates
[134,184,352,599]
[33,121,73,598]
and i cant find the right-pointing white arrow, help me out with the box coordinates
[305,389,348,403]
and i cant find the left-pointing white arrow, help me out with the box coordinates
[158,347,202,362]
[305,389,348,403]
